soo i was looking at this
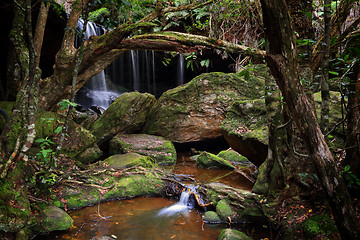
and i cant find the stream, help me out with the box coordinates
[35,152,273,240]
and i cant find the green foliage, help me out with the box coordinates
[185,52,197,71]
[342,165,360,188]
[57,99,78,110]
[43,0,66,18]
[89,7,110,22]
[35,137,55,166]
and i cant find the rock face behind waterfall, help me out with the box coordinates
[91,92,156,143]
[143,68,265,143]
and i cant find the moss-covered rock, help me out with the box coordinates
[34,109,101,162]
[33,206,73,233]
[197,152,235,169]
[91,92,156,143]
[220,98,268,167]
[52,171,164,210]
[219,64,273,167]
[109,134,177,165]
[217,149,251,165]
[216,199,233,221]
[102,172,164,200]
[143,65,265,143]
[104,153,157,169]
[203,211,222,223]
[76,143,103,164]
[217,228,252,240]
[301,214,338,239]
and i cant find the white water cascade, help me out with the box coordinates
[76,19,120,109]
[130,50,140,91]
[177,54,185,85]
[157,188,193,217]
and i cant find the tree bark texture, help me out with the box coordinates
[320,0,331,133]
[33,1,50,67]
[311,0,356,74]
[344,66,360,177]
[260,0,360,239]
[5,0,29,100]
[0,0,41,236]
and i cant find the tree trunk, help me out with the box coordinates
[260,0,360,239]
[0,0,41,237]
[320,0,331,133]
[344,66,360,177]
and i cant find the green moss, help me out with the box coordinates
[104,153,157,169]
[203,211,221,223]
[217,149,249,163]
[218,229,252,240]
[197,152,235,169]
[33,206,73,233]
[103,173,163,199]
[89,7,110,22]
[0,101,14,132]
[216,199,233,220]
[0,162,33,232]
[220,98,268,144]
[301,214,338,238]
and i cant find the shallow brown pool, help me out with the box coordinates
[35,152,273,240]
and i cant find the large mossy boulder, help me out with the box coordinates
[104,152,157,169]
[217,149,251,165]
[143,65,265,143]
[34,206,73,233]
[197,152,235,169]
[220,96,268,167]
[219,65,273,167]
[217,229,252,240]
[91,92,156,143]
[53,171,164,210]
[34,110,102,163]
[109,134,177,165]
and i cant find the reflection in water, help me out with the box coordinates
[36,197,224,240]
[35,152,267,240]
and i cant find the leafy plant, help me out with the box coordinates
[35,137,55,166]
[57,99,78,110]
[342,165,360,188]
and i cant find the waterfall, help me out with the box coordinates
[177,54,185,85]
[130,50,140,91]
[75,19,120,109]
[157,187,194,217]
[151,51,156,96]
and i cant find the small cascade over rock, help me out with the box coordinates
[157,185,198,217]
[75,19,120,110]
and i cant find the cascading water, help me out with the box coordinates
[75,19,120,109]
[157,186,196,217]
[130,50,140,91]
[151,51,156,96]
[177,54,185,85]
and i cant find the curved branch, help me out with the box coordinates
[77,31,265,89]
